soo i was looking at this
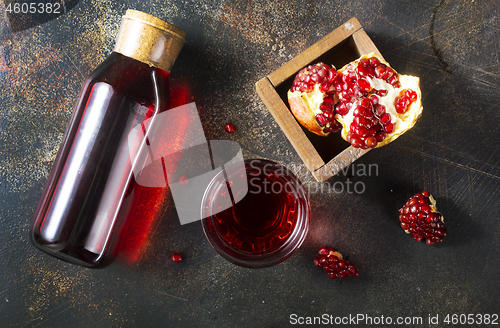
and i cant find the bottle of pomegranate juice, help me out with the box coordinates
[30,10,185,267]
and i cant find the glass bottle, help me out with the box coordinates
[30,10,185,267]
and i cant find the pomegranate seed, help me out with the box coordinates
[315,114,328,127]
[353,106,366,117]
[291,62,335,93]
[399,191,446,245]
[171,253,183,262]
[359,97,371,109]
[357,64,374,78]
[322,110,333,120]
[322,96,334,105]
[327,69,336,83]
[319,83,330,92]
[225,123,236,133]
[385,122,394,133]
[179,174,189,186]
[318,247,330,255]
[366,127,376,136]
[374,104,386,116]
[166,161,178,174]
[320,103,332,110]
[353,115,367,127]
[355,126,368,136]
[388,74,399,86]
[369,57,380,67]
[380,113,391,124]
[167,151,183,163]
[382,67,395,81]
[351,137,363,148]
[406,89,418,101]
[358,78,371,93]
[374,64,386,78]
[323,123,339,134]
[365,136,377,148]
[335,103,349,116]
[375,131,386,142]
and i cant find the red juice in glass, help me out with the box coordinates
[202,159,310,268]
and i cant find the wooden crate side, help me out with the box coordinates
[313,147,371,182]
[268,17,362,86]
[352,28,384,58]
[255,77,325,171]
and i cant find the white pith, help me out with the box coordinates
[428,194,444,223]
[300,84,329,116]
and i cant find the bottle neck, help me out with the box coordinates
[113,10,185,73]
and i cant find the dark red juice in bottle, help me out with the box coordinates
[30,10,185,267]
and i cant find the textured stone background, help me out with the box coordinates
[1,0,499,327]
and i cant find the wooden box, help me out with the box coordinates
[255,18,384,182]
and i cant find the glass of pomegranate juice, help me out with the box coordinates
[201,159,310,268]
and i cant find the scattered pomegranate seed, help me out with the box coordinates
[165,161,178,174]
[171,253,183,262]
[314,248,359,280]
[179,174,189,186]
[399,191,447,245]
[167,151,184,163]
[225,123,236,133]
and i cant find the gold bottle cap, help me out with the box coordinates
[114,9,185,72]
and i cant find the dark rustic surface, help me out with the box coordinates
[1,0,499,327]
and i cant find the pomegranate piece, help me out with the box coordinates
[225,123,236,133]
[334,53,422,149]
[287,53,422,148]
[399,191,447,245]
[171,253,183,262]
[314,247,359,280]
[288,62,339,136]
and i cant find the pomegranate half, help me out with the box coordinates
[287,53,423,149]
